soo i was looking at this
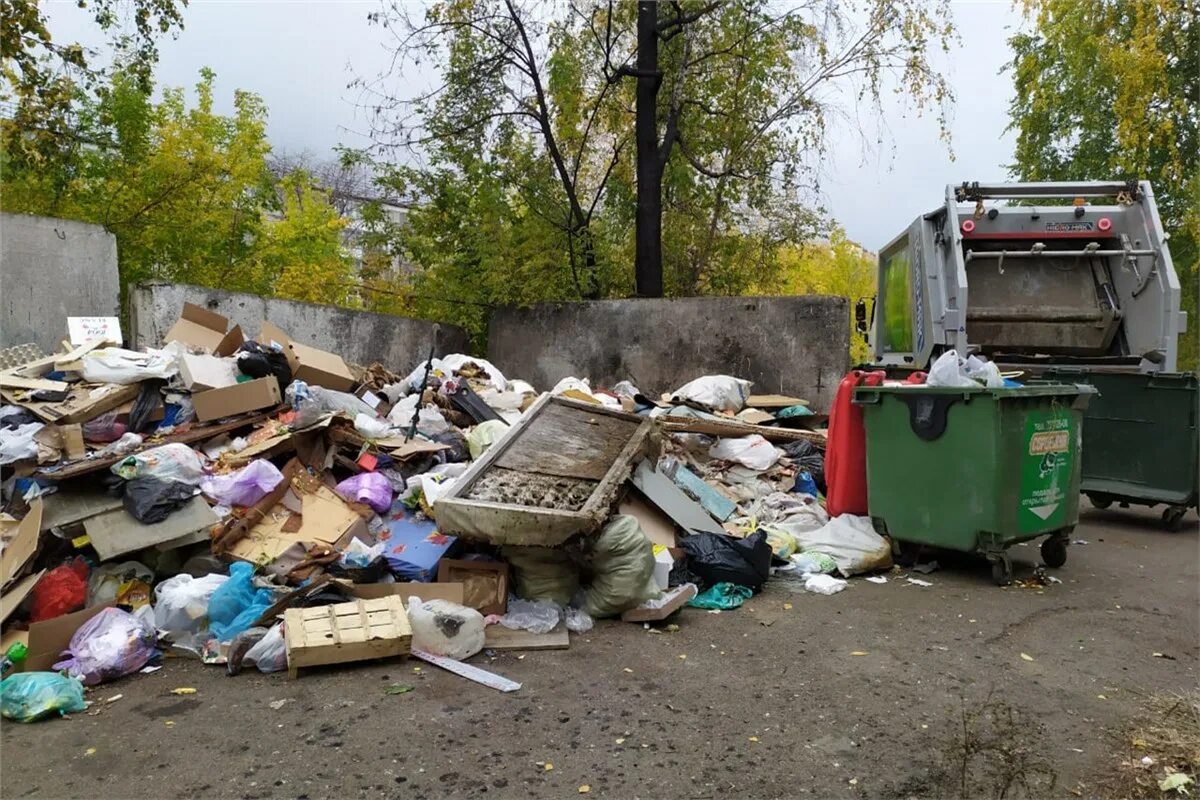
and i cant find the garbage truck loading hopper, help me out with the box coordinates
[869,181,1187,372]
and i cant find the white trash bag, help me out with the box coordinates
[792,514,892,577]
[671,375,752,412]
[709,435,782,470]
[406,597,485,660]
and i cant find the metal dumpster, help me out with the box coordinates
[853,383,1095,584]
[1042,369,1199,530]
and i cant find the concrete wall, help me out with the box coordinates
[488,296,849,410]
[130,282,471,372]
[0,213,120,352]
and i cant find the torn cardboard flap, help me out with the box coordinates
[260,321,354,392]
[1,499,42,590]
[230,482,367,565]
[164,303,244,356]
[1,569,44,625]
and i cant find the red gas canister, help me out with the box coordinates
[825,370,885,517]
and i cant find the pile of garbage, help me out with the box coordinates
[0,303,890,720]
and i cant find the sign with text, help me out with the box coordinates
[67,316,122,346]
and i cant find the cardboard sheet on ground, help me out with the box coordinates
[231,482,365,564]
[84,497,218,561]
[7,602,115,673]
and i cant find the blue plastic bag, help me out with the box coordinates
[207,562,275,642]
[1,672,87,722]
[792,470,819,497]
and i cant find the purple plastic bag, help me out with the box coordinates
[200,459,285,507]
[53,607,157,686]
[334,472,394,514]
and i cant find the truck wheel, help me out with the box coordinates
[1041,537,1068,568]
[1089,495,1112,510]
[990,558,1013,586]
[1162,506,1187,532]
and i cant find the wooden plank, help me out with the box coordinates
[484,624,570,651]
[496,402,640,480]
[629,461,725,535]
[34,410,275,480]
[0,374,70,391]
[52,338,108,372]
[620,583,698,622]
[434,497,595,546]
[659,416,826,445]
[746,394,809,409]
[83,497,218,561]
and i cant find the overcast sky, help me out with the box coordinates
[46,0,1025,252]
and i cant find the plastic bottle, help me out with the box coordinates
[1,642,28,676]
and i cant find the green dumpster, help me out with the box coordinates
[852,383,1095,585]
[1042,369,1199,530]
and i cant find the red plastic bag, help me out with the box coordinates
[825,370,885,518]
[30,558,90,622]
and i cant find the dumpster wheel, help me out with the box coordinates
[989,555,1013,586]
[1087,494,1113,510]
[1162,505,1189,532]
[1040,536,1068,568]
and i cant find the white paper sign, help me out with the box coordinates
[67,316,123,346]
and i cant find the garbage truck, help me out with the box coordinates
[860,180,1197,529]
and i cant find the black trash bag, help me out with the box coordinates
[781,440,826,495]
[0,408,42,429]
[236,341,293,395]
[128,379,165,434]
[432,429,470,463]
[326,556,390,584]
[123,477,195,524]
[677,530,772,592]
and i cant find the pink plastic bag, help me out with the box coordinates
[53,607,157,686]
[200,460,285,507]
[334,472,393,513]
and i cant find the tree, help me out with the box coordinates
[0,66,353,307]
[765,227,877,363]
[0,0,186,167]
[1006,0,1198,369]
[359,0,954,299]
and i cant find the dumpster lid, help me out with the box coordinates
[853,382,1097,401]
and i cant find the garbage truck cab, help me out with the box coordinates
[866,180,1187,372]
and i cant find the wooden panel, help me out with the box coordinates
[84,497,218,561]
[484,624,570,651]
[496,402,640,480]
[285,596,412,678]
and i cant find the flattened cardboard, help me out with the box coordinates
[164,303,244,356]
[0,570,44,625]
[348,582,465,604]
[17,602,115,673]
[60,424,86,461]
[2,382,140,425]
[1,500,42,590]
[620,583,698,622]
[192,377,282,422]
[746,394,809,409]
[355,387,392,416]
[178,353,241,391]
[84,497,218,561]
[437,560,508,615]
[230,482,365,564]
[618,494,677,549]
[260,321,354,392]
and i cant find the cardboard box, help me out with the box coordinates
[355,386,392,416]
[260,321,354,392]
[15,602,116,673]
[164,303,244,356]
[437,559,508,616]
[178,352,241,391]
[191,377,281,422]
[60,424,86,461]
